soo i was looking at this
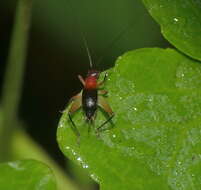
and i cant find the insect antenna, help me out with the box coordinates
[65,0,93,69]
[82,34,93,69]
[65,0,134,70]
[95,21,136,69]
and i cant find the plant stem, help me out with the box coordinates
[0,0,32,160]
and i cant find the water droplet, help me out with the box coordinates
[173,17,179,22]
[59,120,66,128]
[118,56,122,60]
[147,96,154,102]
[83,164,89,168]
[8,162,24,171]
[76,156,89,169]
[71,149,77,156]
[90,173,99,183]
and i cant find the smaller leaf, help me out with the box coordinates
[142,0,201,61]
[0,159,56,190]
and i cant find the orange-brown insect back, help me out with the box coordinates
[85,76,97,90]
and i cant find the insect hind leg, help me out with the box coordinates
[68,94,82,139]
[98,72,108,87]
[85,116,95,135]
[68,113,80,137]
[97,95,114,132]
[97,113,114,132]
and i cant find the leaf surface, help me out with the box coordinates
[58,48,201,190]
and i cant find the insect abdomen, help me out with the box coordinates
[82,89,97,120]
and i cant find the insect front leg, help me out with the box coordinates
[78,75,85,86]
[97,95,114,132]
[97,72,108,87]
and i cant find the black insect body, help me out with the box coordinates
[82,89,97,121]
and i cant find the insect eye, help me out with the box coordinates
[87,70,99,78]
[94,72,100,78]
[91,73,98,77]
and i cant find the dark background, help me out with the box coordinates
[0,0,169,188]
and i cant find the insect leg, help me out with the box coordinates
[87,119,92,134]
[99,90,108,96]
[61,92,82,113]
[68,95,82,137]
[78,75,85,86]
[98,72,108,87]
[98,114,114,131]
[69,114,80,137]
[97,96,114,131]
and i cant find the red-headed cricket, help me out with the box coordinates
[67,38,114,137]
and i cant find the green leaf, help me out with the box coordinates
[142,0,201,61]
[0,159,56,190]
[57,48,201,190]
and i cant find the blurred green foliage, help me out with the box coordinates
[0,160,56,190]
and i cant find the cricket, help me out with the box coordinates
[67,38,114,137]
